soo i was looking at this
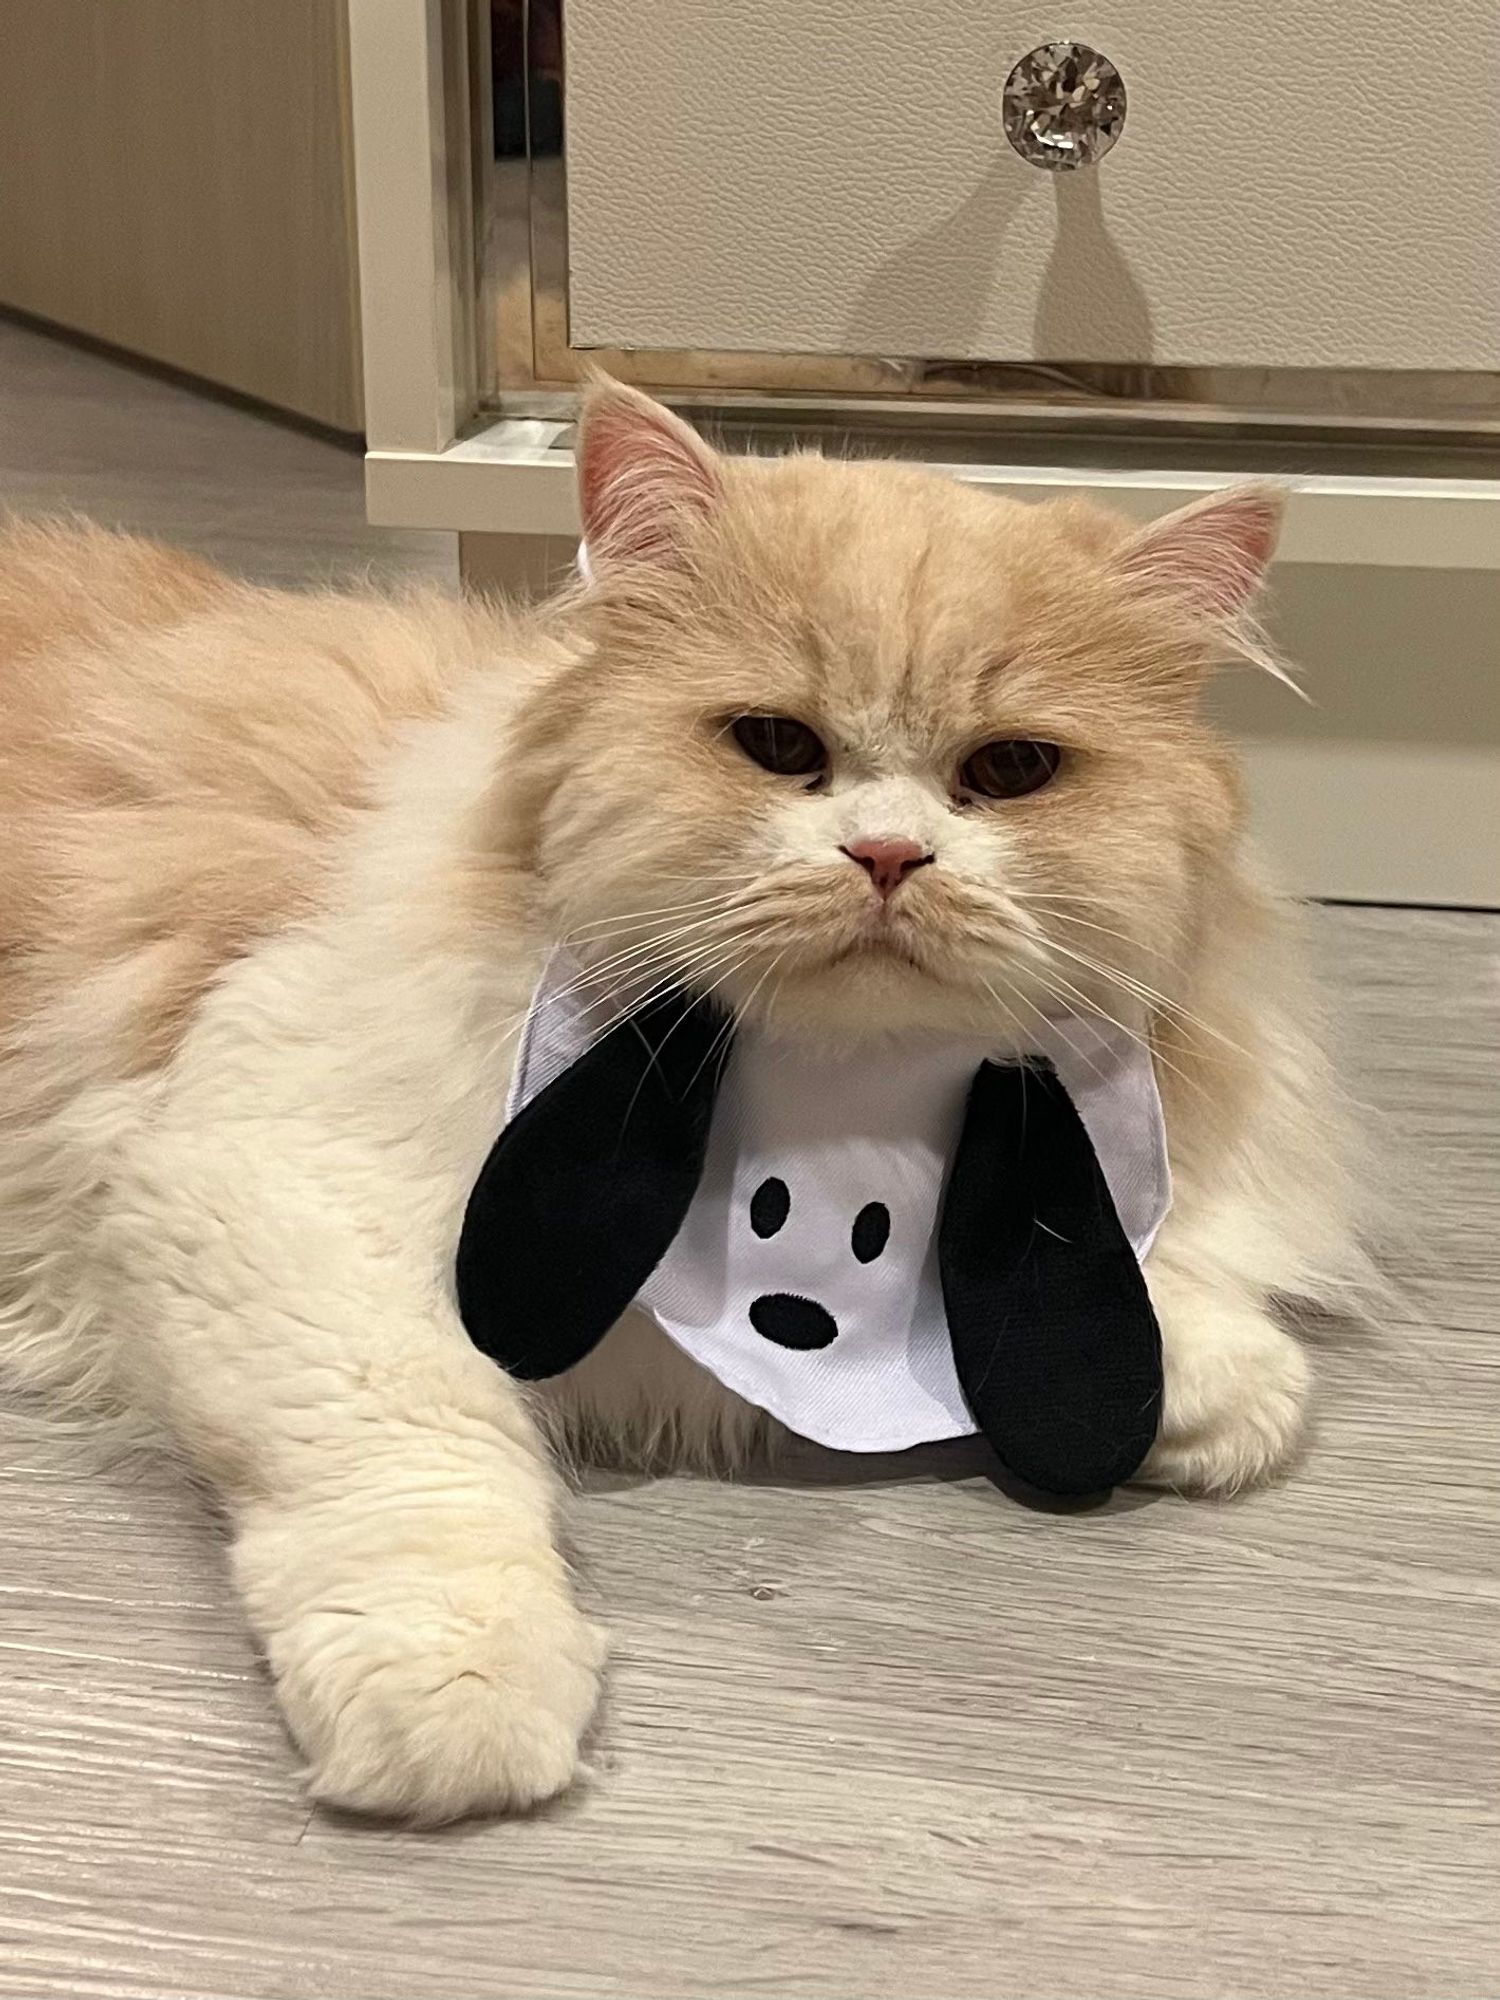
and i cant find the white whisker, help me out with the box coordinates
[1038,931,1253,1062]
[561,886,755,944]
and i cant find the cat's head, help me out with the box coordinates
[507,378,1284,1045]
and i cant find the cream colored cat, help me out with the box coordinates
[0,381,1355,1824]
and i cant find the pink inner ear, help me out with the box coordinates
[577,391,722,567]
[1117,488,1284,618]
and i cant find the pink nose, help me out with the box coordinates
[840,837,934,898]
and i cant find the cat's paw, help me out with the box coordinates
[247,1548,605,1824]
[1140,1290,1311,1497]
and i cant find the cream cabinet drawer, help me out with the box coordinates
[564,0,1499,372]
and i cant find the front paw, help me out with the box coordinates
[241,1538,605,1824]
[1139,1292,1311,1497]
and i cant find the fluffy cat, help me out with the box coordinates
[0,380,1355,1823]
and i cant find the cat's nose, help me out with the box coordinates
[840,837,935,899]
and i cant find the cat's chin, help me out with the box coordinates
[716,947,1020,1048]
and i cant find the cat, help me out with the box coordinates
[0,377,1356,1824]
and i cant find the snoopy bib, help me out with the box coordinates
[456,956,1169,1495]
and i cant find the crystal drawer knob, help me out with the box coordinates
[1001,42,1127,171]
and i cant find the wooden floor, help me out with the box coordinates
[1,318,1497,2000]
[0,312,455,590]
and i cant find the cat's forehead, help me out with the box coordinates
[729,454,1091,593]
[704,458,1133,721]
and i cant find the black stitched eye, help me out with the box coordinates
[851,1202,891,1264]
[750,1177,790,1238]
[959,739,1061,800]
[732,715,828,780]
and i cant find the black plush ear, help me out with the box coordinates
[939,1061,1162,1496]
[456,989,732,1379]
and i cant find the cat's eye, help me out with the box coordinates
[731,714,828,781]
[958,738,1062,801]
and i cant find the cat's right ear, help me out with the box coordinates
[575,376,723,572]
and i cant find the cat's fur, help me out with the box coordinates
[0,382,1356,1823]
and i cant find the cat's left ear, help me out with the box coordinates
[575,374,723,573]
[1112,484,1285,621]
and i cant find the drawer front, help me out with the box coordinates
[564,0,1499,371]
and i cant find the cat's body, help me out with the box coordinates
[0,386,1357,1823]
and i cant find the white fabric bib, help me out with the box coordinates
[509,955,1170,1452]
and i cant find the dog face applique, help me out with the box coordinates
[635,1024,990,1451]
[746,1172,887,1348]
[456,955,1169,1492]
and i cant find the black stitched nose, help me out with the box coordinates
[748,1293,839,1350]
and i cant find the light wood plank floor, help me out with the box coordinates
[0,312,456,590]
[1,322,1496,2000]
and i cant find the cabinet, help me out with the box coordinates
[565,0,1499,377]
